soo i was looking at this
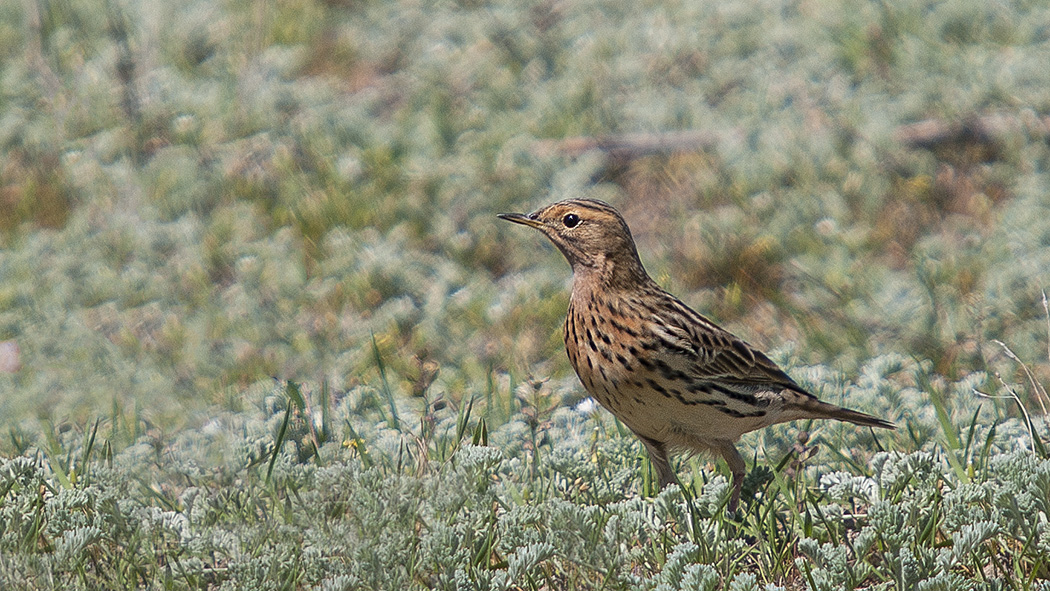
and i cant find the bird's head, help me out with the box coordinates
[498,199,648,286]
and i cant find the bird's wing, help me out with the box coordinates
[647,300,813,399]
[639,301,895,429]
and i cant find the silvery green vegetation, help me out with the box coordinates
[2,0,1050,588]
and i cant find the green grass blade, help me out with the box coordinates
[267,403,293,484]
[371,333,400,431]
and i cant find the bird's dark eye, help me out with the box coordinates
[563,213,580,228]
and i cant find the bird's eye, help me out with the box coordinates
[563,213,580,228]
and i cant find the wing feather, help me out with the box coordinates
[646,293,813,399]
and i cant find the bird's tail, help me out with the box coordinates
[789,399,896,430]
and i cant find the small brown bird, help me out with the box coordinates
[499,198,893,511]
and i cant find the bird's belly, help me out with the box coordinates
[569,355,776,445]
[610,378,768,443]
[564,314,781,447]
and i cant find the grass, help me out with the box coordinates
[3,0,1050,587]
[1,373,1048,589]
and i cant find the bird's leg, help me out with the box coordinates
[714,440,745,512]
[638,436,679,489]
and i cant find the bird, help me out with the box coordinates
[498,198,894,511]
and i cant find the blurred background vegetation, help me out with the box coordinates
[1,0,1050,587]
[2,0,1049,432]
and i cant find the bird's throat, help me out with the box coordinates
[572,254,651,295]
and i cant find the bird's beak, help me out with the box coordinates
[497,212,544,229]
